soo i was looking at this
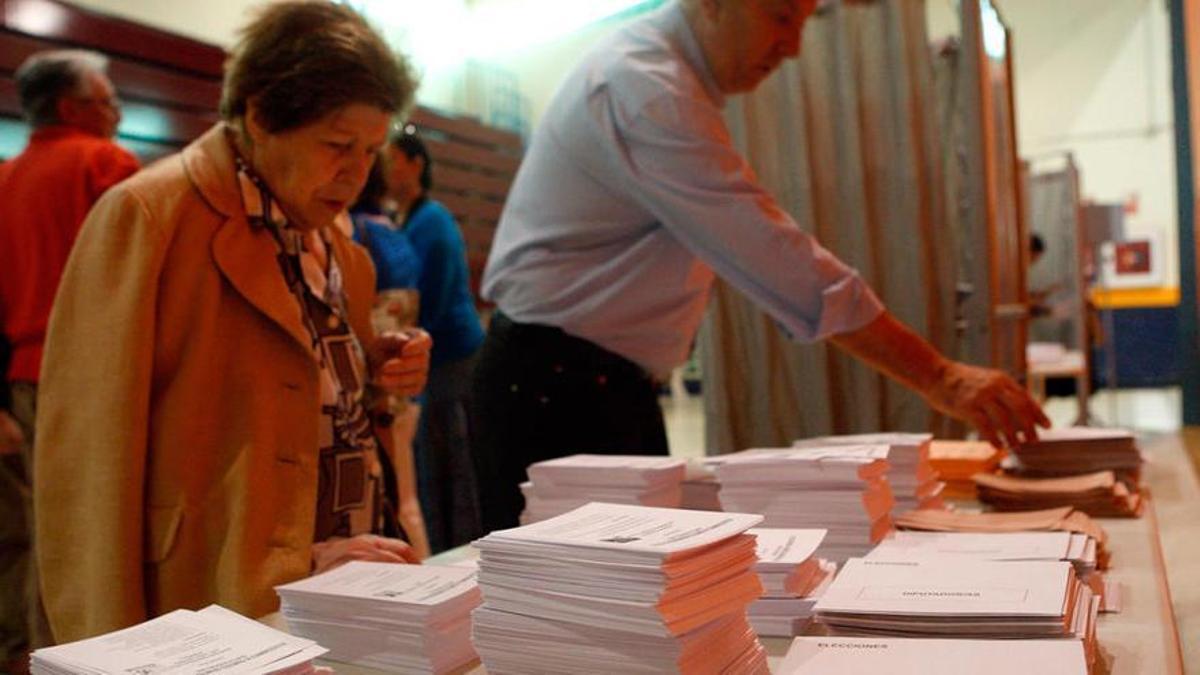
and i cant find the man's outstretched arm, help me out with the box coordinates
[830,311,1051,447]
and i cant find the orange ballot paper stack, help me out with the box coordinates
[1007,427,1142,480]
[975,470,1143,517]
[892,507,1111,570]
[471,503,769,674]
[865,531,1098,574]
[927,440,1003,499]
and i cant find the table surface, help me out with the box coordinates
[263,481,1187,674]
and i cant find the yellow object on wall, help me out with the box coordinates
[1090,286,1180,309]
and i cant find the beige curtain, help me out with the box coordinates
[700,0,960,454]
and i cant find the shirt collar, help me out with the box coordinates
[657,1,726,108]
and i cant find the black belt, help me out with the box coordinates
[488,312,655,383]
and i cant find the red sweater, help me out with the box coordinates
[0,126,139,382]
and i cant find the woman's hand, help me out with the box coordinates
[311,534,419,574]
[368,329,431,397]
[0,411,23,455]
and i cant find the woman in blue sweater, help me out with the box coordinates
[388,130,485,552]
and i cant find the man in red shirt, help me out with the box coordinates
[0,50,138,670]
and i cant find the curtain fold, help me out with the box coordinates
[701,0,959,454]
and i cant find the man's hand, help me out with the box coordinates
[831,311,1050,448]
[367,329,431,398]
[925,361,1051,448]
[311,534,419,574]
[0,410,23,455]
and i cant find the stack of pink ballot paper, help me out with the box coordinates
[794,433,945,511]
[975,470,1143,518]
[746,528,836,636]
[814,558,1101,669]
[709,446,895,561]
[519,454,686,524]
[1007,427,1142,484]
[471,503,769,674]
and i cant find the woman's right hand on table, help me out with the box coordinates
[311,533,419,574]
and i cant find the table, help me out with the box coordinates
[264,477,1188,674]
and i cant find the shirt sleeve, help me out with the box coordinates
[597,86,885,342]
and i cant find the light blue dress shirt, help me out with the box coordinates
[482,2,885,378]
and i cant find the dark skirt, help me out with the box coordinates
[414,353,484,553]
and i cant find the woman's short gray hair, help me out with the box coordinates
[15,50,109,127]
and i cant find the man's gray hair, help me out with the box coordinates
[15,50,109,127]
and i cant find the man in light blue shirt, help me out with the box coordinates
[474,0,1048,532]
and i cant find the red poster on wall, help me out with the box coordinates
[1115,241,1152,275]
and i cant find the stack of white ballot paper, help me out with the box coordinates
[679,460,722,511]
[709,446,895,561]
[776,636,1089,675]
[747,528,836,637]
[813,558,1100,667]
[865,531,1098,575]
[31,605,326,675]
[520,454,686,523]
[471,502,769,674]
[794,433,945,512]
[275,561,480,674]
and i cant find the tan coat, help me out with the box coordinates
[34,124,377,643]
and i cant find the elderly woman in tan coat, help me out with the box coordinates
[34,1,431,643]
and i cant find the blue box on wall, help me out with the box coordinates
[1091,305,1181,388]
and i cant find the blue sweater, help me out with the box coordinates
[350,209,421,291]
[404,199,485,366]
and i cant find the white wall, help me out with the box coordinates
[70,0,247,47]
[66,0,653,123]
[930,0,1179,287]
[67,0,469,111]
